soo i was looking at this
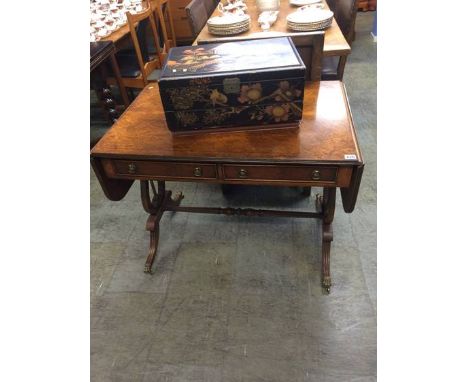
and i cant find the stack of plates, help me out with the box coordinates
[207,14,251,36]
[286,8,333,31]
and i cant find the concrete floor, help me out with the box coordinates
[91,12,377,382]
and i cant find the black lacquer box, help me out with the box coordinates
[158,37,306,133]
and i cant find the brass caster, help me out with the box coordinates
[144,265,153,274]
[322,277,331,294]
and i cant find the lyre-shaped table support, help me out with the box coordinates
[140,180,184,273]
[316,187,336,293]
[139,180,337,292]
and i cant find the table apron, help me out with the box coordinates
[100,158,354,187]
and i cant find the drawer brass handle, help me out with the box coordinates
[238,169,248,178]
[312,170,321,180]
[128,163,137,174]
[193,167,202,177]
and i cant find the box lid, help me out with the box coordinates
[160,37,305,80]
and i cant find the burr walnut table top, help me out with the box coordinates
[91,81,362,164]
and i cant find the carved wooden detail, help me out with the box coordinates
[319,187,336,293]
[140,180,184,273]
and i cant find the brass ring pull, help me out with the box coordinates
[312,170,321,180]
[238,169,248,178]
[193,167,202,177]
[128,163,137,174]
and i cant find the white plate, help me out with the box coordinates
[286,8,333,23]
[209,22,250,30]
[208,25,250,35]
[209,22,250,31]
[287,23,331,31]
[207,14,250,26]
[287,18,332,29]
[289,0,322,6]
[208,19,250,27]
[287,18,331,26]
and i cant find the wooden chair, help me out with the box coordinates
[119,1,175,67]
[291,32,325,82]
[185,0,209,42]
[150,0,177,53]
[203,0,217,15]
[321,0,358,80]
[107,6,163,90]
[198,33,325,82]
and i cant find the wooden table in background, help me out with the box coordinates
[91,81,364,293]
[90,41,130,126]
[102,0,351,57]
[195,0,351,57]
[102,23,131,44]
[101,0,151,45]
[101,0,191,46]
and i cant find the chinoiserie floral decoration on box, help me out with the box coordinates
[158,37,306,132]
[165,79,304,128]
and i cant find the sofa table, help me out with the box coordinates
[91,81,364,293]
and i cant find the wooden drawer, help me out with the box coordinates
[108,160,217,180]
[222,164,338,184]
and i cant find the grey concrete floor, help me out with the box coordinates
[91,12,377,382]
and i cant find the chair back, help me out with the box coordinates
[150,0,177,52]
[185,0,209,41]
[126,6,163,84]
[326,0,358,43]
[203,0,216,15]
[291,32,325,82]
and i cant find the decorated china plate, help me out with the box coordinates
[286,8,333,23]
[207,14,250,26]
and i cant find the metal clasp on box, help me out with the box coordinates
[223,78,240,94]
